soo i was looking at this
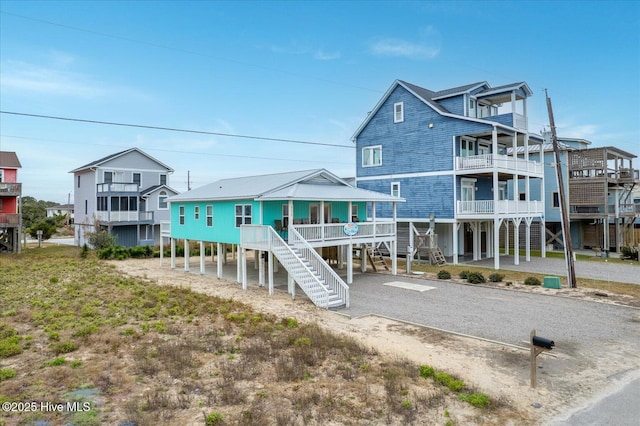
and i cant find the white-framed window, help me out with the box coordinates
[194,205,200,220]
[104,171,113,184]
[519,192,526,201]
[160,174,167,185]
[133,173,141,185]
[391,182,400,198]
[498,182,507,201]
[282,204,289,227]
[393,102,404,123]
[460,138,475,157]
[552,192,560,208]
[158,191,168,209]
[351,204,359,222]
[468,98,476,117]
[206,205,213,227]
[235,204,252,227]
[179,206,185,225]
[362,145,382,167]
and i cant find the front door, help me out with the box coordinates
[309,204,320,224]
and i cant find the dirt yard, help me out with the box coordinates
[112,257,640,424]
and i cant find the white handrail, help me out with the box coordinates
[289,227,349,308]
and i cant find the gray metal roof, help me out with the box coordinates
[168,169,403,203]
[69,147,174,173]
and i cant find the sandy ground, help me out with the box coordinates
[111,257,640,424]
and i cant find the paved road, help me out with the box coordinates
[469,254,640,284]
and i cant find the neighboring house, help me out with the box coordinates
[46,203,75,224]
[0,151,22,253]
[352,80,546,270]
[165,169,403,309]
[70,148,178,248]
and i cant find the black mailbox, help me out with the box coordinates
[532,336,555,350]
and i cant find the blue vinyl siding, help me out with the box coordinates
[358,176,454,219]
[437,95,465,116]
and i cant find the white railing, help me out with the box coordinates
[240,225,348,309]
[457,200,544,216]
[160,221,171,236]
[293,221,396,243]
[456,154,543,174]
[289,227,349,308]
[96,183,140,193]
[94,211,154,222]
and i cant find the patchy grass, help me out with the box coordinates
[0,246,527,425]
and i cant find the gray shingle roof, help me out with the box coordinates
[69,147,174,173]
[0,151,22,168]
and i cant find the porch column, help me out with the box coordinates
[222,244,227,264]
[241,247,248,290]
[494,218,502,270]
[505,222,510,255]
[289,199,294,236]
[170,238,176,269]
[268,251,274,296]
[217,242,223,279]
[199,241,205,274]
[452,222,460,265]
[391,201,397,275]
[184,239,190,272]
[408,221,415,273]
[258,251,265,287]
[211,243,214,263]
[541,218,546,258]
[513,218,522,265]
[486,221,493,258]
[472,222,480,261]
[347,241,353,285]
[236,245,242,283]
[320,201,325,240]
[360,244,367,272]
[525,217,532,262]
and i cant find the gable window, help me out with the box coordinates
[235,204,252,227]
[362,145,382,167]
[194,206,200,220]
[393,102,404,123]
[158,191,168,209]
[391,182,400,198]
[104,171,113,184]
[179,206,185,225]
[133,173,141,185]
[206,205,213,227]
[552,192,560,208]
[160,174,167,185]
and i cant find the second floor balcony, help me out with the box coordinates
[456,200,544,218]
[455,154,543,175]
[95,210,154,224]
[0,183,22,196]
[0,213,20,227]
[96,182,140,194]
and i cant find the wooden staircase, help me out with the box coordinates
[426,247,447,266]
[367,247,389,272]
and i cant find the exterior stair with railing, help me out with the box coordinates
[254,226,348,309]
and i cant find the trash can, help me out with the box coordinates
[543,276,561,289]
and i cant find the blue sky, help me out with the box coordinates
[1,0,638,203]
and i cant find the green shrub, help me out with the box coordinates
[419,365,435,379]
[524,277,541,286]
[0,323,17,339]
[0,368,16,381]
[205,412,224,425]
[466,272,486,284]
[52,340,78,354]
[80,243,89,258]
[0,338,22,358]
[437,270,451,279]
[459,270,470,279]
[434,371,465,391]
[488,273,504,282]
[458,392,491,408]
[47,357,66,366]
[620,246,638,260]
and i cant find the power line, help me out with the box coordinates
[0,111,354,149]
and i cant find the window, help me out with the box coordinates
[194,206,200,220]
[351,204,359,222]
[282,204,289,227]
[519,192,526,201]
[391,182,400,197]
[104,171,113,184]
[498,183,507,201]
[362,145,382,167]
[179,206,185,225]
[460,139,475,157]
[77,175,81,188]
[235,204,252,227]
[84,200,88,215]
[158,191,168,209]
[111,197,120,211]
[160,174,167,185]
[133,173,141,185]
[469,98,476,117]
[393,102,404,123]
[552,192,560,208]
[206,205,213,227]
[0,170,4,182]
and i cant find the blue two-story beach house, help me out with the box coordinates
[352,80,546,269]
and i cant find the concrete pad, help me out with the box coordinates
[383,281,436,292]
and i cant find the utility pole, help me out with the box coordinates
[545,90,577,288]
[187,171,191,191]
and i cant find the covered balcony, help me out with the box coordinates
[456,200,544,218]
[96,182,140,194]
[455,154,543,175]
[0,183,22,196]
[95,210,153,223]
[0,213,20,227]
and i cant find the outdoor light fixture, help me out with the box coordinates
[428,123,434,128]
